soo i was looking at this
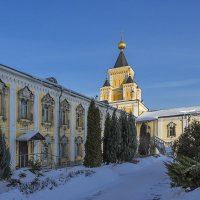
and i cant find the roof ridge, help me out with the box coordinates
[114,51,128,68]
[148,105,200,113]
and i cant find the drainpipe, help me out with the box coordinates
[58,86,63,166]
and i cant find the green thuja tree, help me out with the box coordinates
[138,123,150,155]
[109,109,119,163]
[103,112,112,164]
[126,113,137,161]
[84,100,102,167]
[0,128,11,179]
[119,111,128,162]
[115,116,122,163]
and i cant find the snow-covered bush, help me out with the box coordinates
[165,156,200,191]
[28,159,42,174]
[19,169,95,195]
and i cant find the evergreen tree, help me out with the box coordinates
[138,123,150,155]
[103,112,112,164]
[166,121,200,190]
[119,111,128,162]
[109,109,119,163]
[115,116,122,163]
[126,113,137,161]
[0,128,11,179]
[84,100,102,167]
[173,120,200,161]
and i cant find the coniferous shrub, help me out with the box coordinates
[28,159,42,174]
[138,123,150,155]
[0,128,11,179]
[103,113,112,164]
[165,156,200,191]
[166,120,200,191]
[84,100,102,167]
[173,120,200,161]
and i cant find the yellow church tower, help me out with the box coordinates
[100,39,148,116]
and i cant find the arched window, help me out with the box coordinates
[61,110,66,125]
[43,104,49,122]
[76,104,85,130]
[42,136,51,161]
[75,136,83,157]
[18,86,34,121]
[41,93,54,128]
[60,136,68,158]
[21,99,28,119]
[60,99,70,128]
[0,79,8,120]
[167,122,176,137]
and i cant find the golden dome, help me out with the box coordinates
[118,39,126,50]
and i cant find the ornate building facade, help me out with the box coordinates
[0,64,120,169]
[100,39,148,117]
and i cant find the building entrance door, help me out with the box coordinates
[19,141,28,168]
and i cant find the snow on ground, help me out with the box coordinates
[0,155,200,200]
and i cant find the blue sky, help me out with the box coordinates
[0,0,200,110]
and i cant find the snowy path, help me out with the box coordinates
[85,156,170,200]
[0,156,199,200]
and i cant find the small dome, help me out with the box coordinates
[118,39,126,50]
[126,76,134,84]
[46,77,58,84]
[103,79,111,87]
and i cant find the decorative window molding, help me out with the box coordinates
[18,86,34,126]
[167,122,176,137]
[0,79,8,121]
[75,136,83,157]
[60,99,71,129]
[60,135,68,158]
[76,104,85,131]
[41,93,55,129]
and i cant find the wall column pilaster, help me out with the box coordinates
[70,102,75,162]
[34,91,39,159]
[9,82,17,170]
[54,97,59,164]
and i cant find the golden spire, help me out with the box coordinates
[118,37,126,51]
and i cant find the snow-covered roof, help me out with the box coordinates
[137,106,200,122]
[17,130,45,141]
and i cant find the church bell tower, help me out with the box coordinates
[100,39,148,116]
